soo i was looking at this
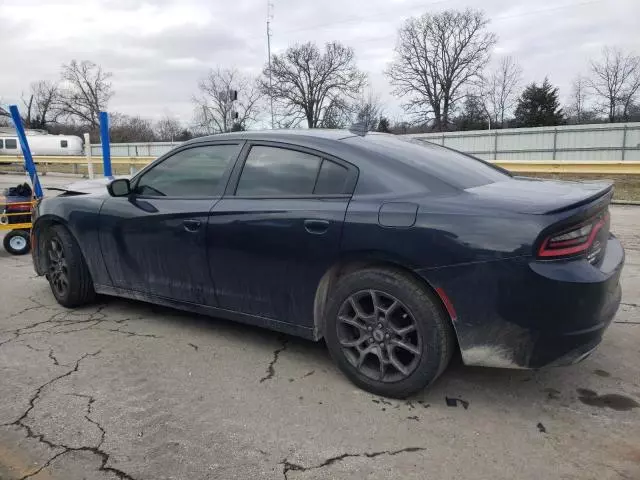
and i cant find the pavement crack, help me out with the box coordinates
[48,348,61,366]
[614,321,640,325]
[101,327,161,338]
[1,305,110,345]
[2,351,102,449]
[281,447,425,479]
[260,336,288,383]
[188,342,199,351]
[5,350,137,480]
[22,343,45,352]
[621,302,639,308]
[0,298,54,322]
[19,444,137,480]
[0,333,19,348]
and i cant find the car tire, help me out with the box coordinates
[324,267,455,399]
[44,225,96,308]
[3,229,30,255]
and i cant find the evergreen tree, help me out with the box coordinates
[377,116,392,133]
[514,78,565,127]
[454,95,488,130]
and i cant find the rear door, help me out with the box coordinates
[207,142,357,327]
[99,142,243,304]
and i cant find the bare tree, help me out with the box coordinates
[588,47,640,122]
[192,68,262,134]
[566,76,592,124]
[0,107,11,128]
[353,92,384,131]
[155,115,183,142]
[319,98,354,129]
[261,41,367,128]
[109,113,156,142]
[58,60,113,128]
[0,104,10,120]
[21,81,61,130]
[385,9,496,131]
[481,56,522,127]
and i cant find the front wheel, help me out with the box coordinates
[44,225,96,307]
[324,268,455,398]
[3,230,30,255]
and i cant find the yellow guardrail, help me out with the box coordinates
[495,161,640,175]
[0,156,155,166]
[1,156,640,175]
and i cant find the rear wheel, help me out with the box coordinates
[324,267,455,398]
[3,230,30,255]
[45,225,96,307]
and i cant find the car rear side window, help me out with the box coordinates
[314,160,349,195]
[5,139,17,149]
[135,144,240,197]
[236,146,321,196]
[0,139,3,148]
[351,135,510,189]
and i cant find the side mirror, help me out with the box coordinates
[107,179,131,197]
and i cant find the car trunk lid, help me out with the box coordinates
[466,177,614,215]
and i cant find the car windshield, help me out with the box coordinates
[352,134,511,189]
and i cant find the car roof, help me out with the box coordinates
[185,129,359,144]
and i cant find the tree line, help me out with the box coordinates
[2,8,639,140]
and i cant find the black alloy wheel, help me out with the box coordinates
[324,267,455,398]
[47,236,69,298]
[44,225,96,308]
[337,290,421,382]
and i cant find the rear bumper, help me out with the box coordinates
[419,234,624,369]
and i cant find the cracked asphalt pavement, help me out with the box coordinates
[1,177,639,479]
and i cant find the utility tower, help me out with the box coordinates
[267,1,275,129]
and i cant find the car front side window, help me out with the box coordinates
[134,144,240,197]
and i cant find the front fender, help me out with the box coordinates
[32,214,70,275]
[31,195,111,286]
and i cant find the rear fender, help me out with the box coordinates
[313,251,459,344]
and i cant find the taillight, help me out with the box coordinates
[538,212,609,259]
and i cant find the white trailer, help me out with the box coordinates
[0,132,83,156]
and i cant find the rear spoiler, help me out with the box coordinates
[543,181,613,215]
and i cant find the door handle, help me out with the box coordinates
[183,219,202,233]
[304,219,330,235]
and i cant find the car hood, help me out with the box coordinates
[465,177,613,214]
[47,177,126,196]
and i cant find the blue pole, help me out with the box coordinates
[99,111,112,178]
[9,105,44,199]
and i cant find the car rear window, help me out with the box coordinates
[352,134,510,189]
[314,160,349,195]
[236,146,321,196]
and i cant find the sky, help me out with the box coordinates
[0,0,639,127]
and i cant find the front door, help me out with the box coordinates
[207,143,356,327]
[99,142,243,304]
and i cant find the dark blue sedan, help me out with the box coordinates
[32,130,624,398]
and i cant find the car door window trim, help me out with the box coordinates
[227,141,358,199]
[130,141,244,199]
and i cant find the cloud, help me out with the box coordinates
[1,0,639,125]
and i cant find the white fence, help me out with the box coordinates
[90,142,178,157]
[90,122,640,161]
[409,122,640,161]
